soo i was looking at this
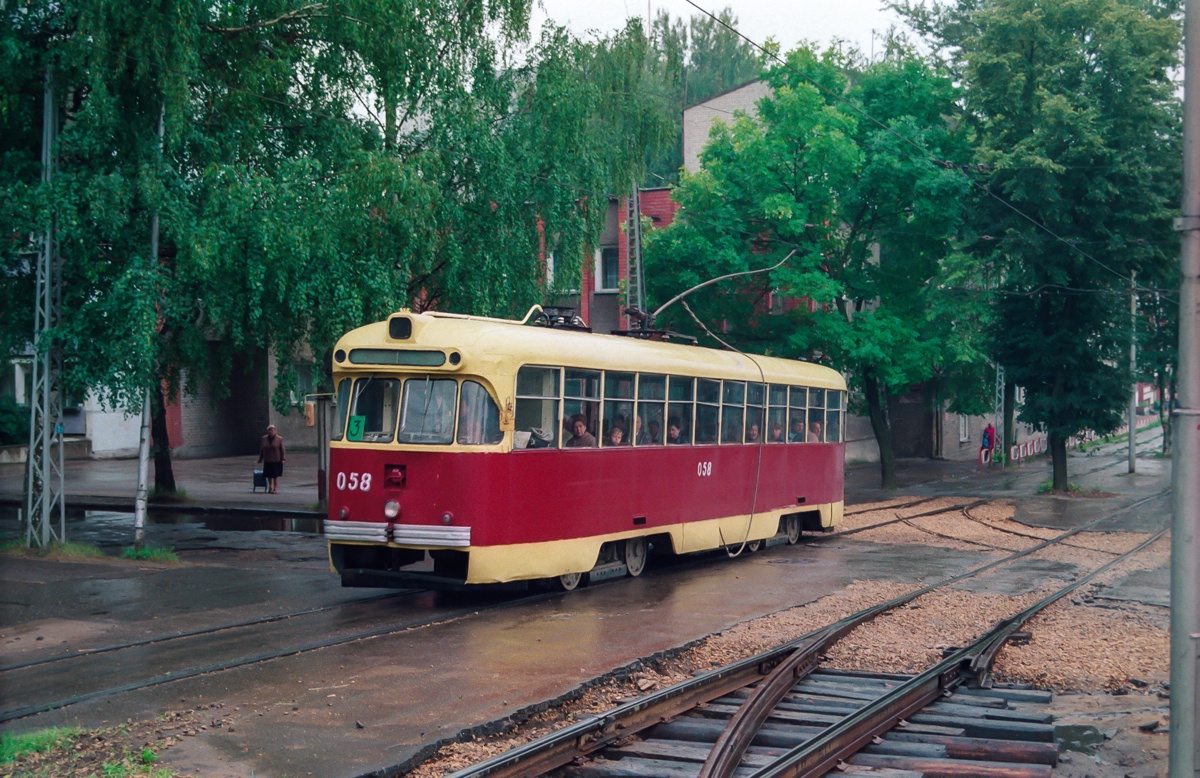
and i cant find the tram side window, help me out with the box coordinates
[745,382,765,443]
[789,387,807,442]
[457,381,503,445]
[331,378,351,441]
[515,366,560,449]
[721,381,745,444]
[695,378,720,444]
[348,377,401,443]
[668,376,694,445]
[564,369,600,446]
[808,389,826,443]
[826,390,843,444]
[397,378,457,444]
[637,374,666,445]
[603,371,635,447]
[767,384,787,442]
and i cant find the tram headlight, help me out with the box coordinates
[384,500,401,519]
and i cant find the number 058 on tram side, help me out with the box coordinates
[324,309,847,590]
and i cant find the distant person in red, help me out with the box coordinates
[259,424,286,494]
[981,422,996,463]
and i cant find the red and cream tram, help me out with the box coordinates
[324,308,846,589]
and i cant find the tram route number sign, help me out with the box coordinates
[347,416,366,441]
[697,461,713,477]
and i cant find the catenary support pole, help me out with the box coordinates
[133,388,151,546]
[133,105,165,548]
[1129,273,1137,474]
[1170,2,1200,775]
[24,65,64,549]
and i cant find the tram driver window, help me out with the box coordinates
[515,366,560,449]
[457,381,503,445]
[348,377,401,443]
[331,378,351,441]
[397,378,457,444]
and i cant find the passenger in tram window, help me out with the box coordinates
[769,421,785,442]
[633,415,652,445]
[666,417,685,444]
[565,414,596,448]
[789,417,806,442]
[746,422,761,443]
[607,425,627,446]
[808,421,823,443]
[647,419,662,444]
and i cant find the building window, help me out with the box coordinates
[596,247,619,292]
[959,414,971,443]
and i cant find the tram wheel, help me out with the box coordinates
[746,539,762,553]
[557,572,584,591]
[623,537,648,577]
[785,515,801,545]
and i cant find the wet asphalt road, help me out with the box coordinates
[0,426,1173,777]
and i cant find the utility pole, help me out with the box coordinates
[626,185,646,325]
[133,105,165,548]
[24,66,65,549]
[1129,272,1137,474]
[1170,2,1200,774]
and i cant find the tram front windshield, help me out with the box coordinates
[342,375,503,446]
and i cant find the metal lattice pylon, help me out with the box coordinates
[994,363,1006,464]
[24,68,65,548]
[626,186,645,320]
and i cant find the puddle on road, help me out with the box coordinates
[1056,724,1105,754]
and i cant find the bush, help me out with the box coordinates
[0,395,27,446]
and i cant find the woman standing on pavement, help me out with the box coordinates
[258,425,286,494]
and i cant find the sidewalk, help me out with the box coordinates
[0,450,322,516]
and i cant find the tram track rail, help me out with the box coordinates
[436,496,1168,778]
[0,586,559,724]
[0,590,414,674]
[2,537,796,725]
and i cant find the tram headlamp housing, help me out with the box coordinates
[441,512,454,525]
[338,506,350,519]
[383,500,401,519]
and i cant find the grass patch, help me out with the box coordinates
[121,545,180,563]
[1036,481,1113,497]
[1,728,82,763]
[147,487,188,504]
[0,539,107,560]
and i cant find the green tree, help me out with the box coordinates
[897,0,1181,489]
[645,46,985,488]
[1,2,666,493]
[642,7,768,185]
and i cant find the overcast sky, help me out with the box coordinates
[530,0,902,55]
